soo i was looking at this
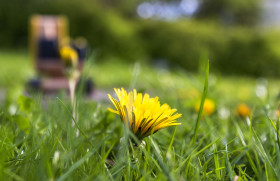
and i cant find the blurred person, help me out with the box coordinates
[38,18,59,60]
[73,37,88,61]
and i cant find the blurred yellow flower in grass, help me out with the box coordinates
[108,88,182,140]
[60,46,78,68]
[237,103,251,117]
[195,98,215,116]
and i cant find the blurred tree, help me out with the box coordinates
[195,0,262,25]
[100,0,140,16]
[100,0,183,18]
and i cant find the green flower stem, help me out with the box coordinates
[69,77,77,126]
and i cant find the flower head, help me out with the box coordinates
[108,88,181,139]
[194,98,215,116]
[237,103,251,117]
[60,46,78,68]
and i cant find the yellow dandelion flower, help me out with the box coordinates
[60,46,78,68]
[194,98,215,116]
[237,103,251,117]
[108,88,182,139]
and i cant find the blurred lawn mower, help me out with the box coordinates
[28,15,93,94]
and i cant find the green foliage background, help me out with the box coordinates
[1,0,280,77]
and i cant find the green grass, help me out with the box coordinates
[1,51,280,180]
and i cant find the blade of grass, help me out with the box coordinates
[213,143,221,179]
[57,136,108,181]
[277,106,280,155]
[225,145,234,180]
[267,117,280,137]
[265,163,269,181]
[150,138,174,181]
[167,126,177,154]
[234,120,261,180]
[3,169,24,181]
[129,62,140,90]
[194,137,221,157]
[177,137,220,172]
[57,152,93,181]
[56,97,91,146]
[191,60,209,146]
[252,129,277,178]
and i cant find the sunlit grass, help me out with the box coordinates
[0,51,34,88]
[1,51,280,180]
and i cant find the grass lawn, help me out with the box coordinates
[1,50,280,180]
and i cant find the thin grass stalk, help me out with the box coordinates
[191,60,209,146]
